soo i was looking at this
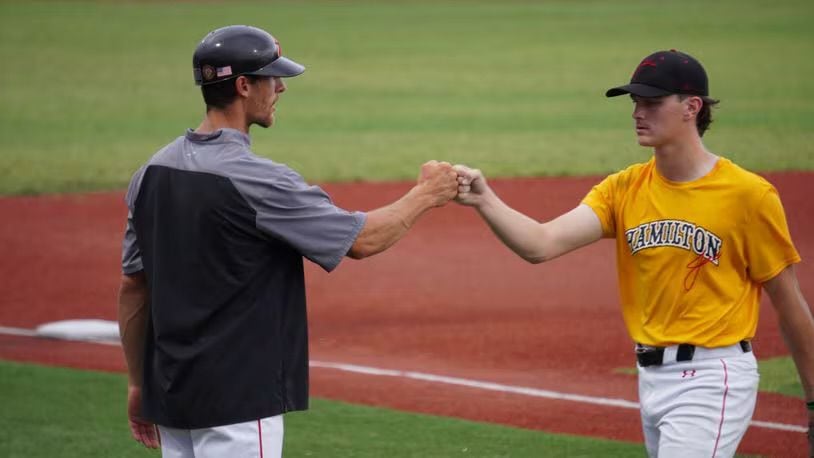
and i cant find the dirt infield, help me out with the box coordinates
[1,173,812,456]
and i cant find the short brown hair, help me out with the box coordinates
[201,75,265,110]
[680,95,720,137]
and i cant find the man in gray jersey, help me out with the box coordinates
[117,25,458,457]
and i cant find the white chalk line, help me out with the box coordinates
[310,360,641,408]
[0,325,806,433]
[310,360,807,433]
[0,326,38,337]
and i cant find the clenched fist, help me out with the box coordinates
[453,164,491,207]
[417,160,458,207]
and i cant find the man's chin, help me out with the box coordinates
[636,135,655,147]
[253,117,274,129]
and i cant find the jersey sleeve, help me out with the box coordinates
[121,167,145,274]
[239,166,366,272]
[581,173,619,238]
[744,187,801,283]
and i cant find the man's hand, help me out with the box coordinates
[128,385,160,449]
[346,160,457,259]
[417,160,458,207]
[453,164,491,207]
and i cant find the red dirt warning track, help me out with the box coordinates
[1,173,812,457]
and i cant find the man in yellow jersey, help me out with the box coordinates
[452,50,814,457]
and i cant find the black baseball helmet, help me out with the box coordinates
[193,25,305,86]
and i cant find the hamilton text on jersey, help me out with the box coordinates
[624,219,722,265]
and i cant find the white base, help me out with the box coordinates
[35,319,120,343]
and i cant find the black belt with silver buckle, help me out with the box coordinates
[636,340,752,367]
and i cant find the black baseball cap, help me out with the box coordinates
[193,25,305,86]
[605,50,708,98]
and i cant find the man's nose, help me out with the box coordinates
[275,77,286,93]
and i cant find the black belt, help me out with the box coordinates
[636,340,752,367]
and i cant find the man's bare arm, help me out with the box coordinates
[763,264,814,454]
[454,165,603,263]
[348,161,458,259]
[117,271,159,449]
[119,272,148,385]
[763,264,814,406]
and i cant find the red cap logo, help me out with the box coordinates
[632,59,657,78]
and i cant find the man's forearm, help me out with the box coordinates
[118,272,149,387]
[348,185,435,259]
[766,266,814,400]
[475,191,550,263]
[777,301,814,401]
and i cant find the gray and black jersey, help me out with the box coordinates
[122,128,365,429]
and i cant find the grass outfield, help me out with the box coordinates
[758,355,805,398]
[0,0,813,194]
[0,360,647,458]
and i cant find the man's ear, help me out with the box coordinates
[684,96,702,121]
[235,76,251,98]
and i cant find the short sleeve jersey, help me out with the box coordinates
[121,128,366,429]
[582,157,800,347]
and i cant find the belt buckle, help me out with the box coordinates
[635,344,659,354]
[635,344,665,367]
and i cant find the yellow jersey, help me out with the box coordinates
[582,157,800,347]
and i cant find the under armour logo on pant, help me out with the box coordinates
[682,369,696,378]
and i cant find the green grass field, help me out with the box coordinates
[0,0,812,194]
[0,357,797,457]
[0,360,646,458]
[757,355,806,398]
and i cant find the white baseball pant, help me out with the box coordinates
[158,414,284,458]
[638,344,759,458]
